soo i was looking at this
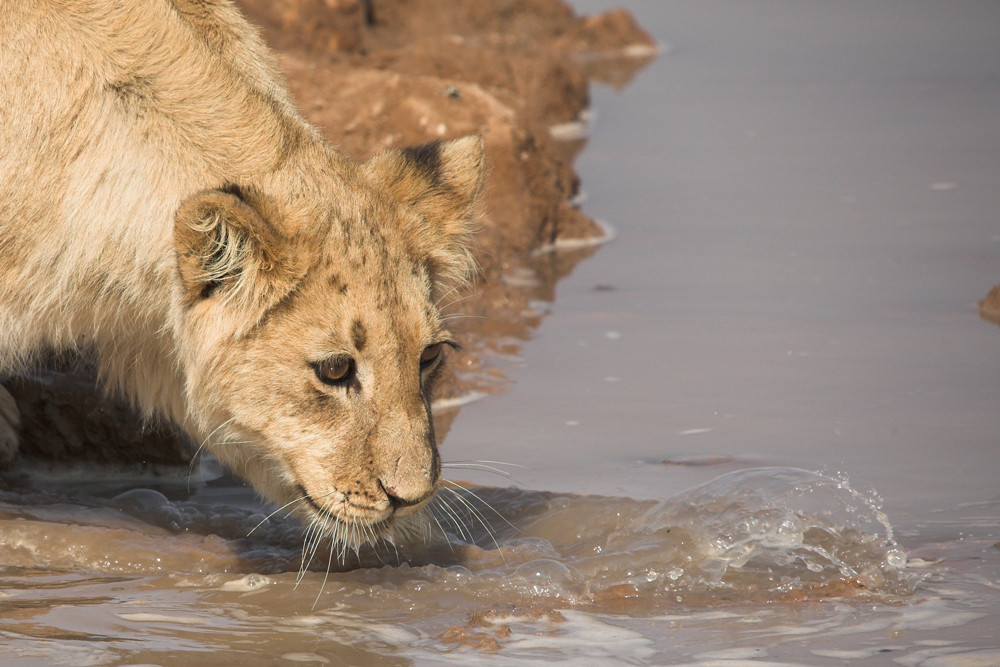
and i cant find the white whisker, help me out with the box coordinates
[448,459,526,468]
[429,512,456,552]
[297,517,326,586]
[440,479,519,533]
[313,534,336,610]
[434,285,475,311]
[431,494,473,542]
[187,416,237,488]
[248,494,308,535]
[440,313,485,323]
[441,462,514,478]
[439,486,502,547]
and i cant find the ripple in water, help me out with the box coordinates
[0,467,916,613]
[413,467,916,611]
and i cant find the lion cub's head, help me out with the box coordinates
[171,137,485,550]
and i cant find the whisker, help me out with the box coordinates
[441,463,515,479]
[187,417,237,489]
[389,534,401,566]
[434,285,475,311]
[298,495,341,584]
[429,512,456,552]
[248,495,308,536]
[447,459,526,469]
[440,479,520,533]
[439,486,499,538]
[365,523,386,566]
[313,534,336,610]
[201,417,236,449]
[348,520,361,565]
[431,494,473,542]
[344,521,357,563]
[433,284,462,309]
[294,488,351,578]
[438,487,508,567]
[363,522,379,562]
[440,314,485,323]
[297,516,327,586]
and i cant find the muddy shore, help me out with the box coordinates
[8,0,654,464]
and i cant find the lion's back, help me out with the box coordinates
[0,0,306,375]
[0,0,303,254]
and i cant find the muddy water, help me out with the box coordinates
[0,467,917,664]
[3,1,1000,665]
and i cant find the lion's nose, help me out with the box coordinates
[379,479,432,511]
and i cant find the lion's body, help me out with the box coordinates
[0,0,484,544]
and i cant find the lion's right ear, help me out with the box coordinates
[173,186,299,318]
[364,136,485,288]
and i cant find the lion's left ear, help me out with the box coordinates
[364,136,486,285]
[173,185,302,326]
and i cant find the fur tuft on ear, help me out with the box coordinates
[174,186,300,319]
[364,136,486,286]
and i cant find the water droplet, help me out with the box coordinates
[885,549,907,569]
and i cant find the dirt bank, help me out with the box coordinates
[8,0,654,464]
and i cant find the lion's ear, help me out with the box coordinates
[364,136,486,285]
[174,185,299,317]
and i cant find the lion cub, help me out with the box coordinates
[0,0,484,547]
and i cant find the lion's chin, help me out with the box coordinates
[293,484,435,551]
[299,512,435,567]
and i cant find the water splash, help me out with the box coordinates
[416,467,917,610]
[0,467,916,610]
[632,468,911,598]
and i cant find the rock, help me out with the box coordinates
[979,284,1000,326]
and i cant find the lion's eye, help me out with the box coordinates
[420,343,443,368]
[313,357,354,386]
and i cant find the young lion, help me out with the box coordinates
[0,0,485,547]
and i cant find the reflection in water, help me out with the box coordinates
[0,465,939,663]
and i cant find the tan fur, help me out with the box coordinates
[0,0,485,546]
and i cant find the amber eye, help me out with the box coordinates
[420,343,443,368]
[313,356,354,386]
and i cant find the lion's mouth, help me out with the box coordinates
[300,489,330,517]
[297,485,393,528]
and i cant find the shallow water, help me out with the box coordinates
[3,0,1000,665]
[0,466,926,664]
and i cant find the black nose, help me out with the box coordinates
[379,480,428,510]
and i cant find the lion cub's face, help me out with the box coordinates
[171,137,484,547]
